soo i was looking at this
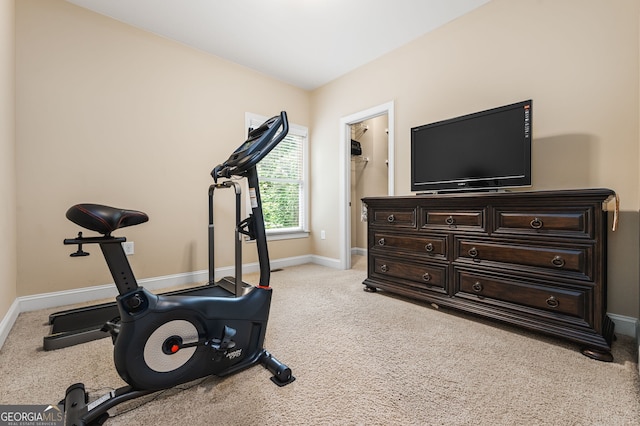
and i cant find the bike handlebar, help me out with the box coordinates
[212,111,289,182]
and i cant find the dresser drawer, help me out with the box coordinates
[371,256,447,293]
[493,207,592,238]
[420,208,486,232]
[370,208,416,228]
[454,269,588,320]
[455,238,592,280]
[371,232,447,260]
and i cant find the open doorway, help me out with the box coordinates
[339,101,395,269]
[350,116,388,257]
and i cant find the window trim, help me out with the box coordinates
[245,112,309,240]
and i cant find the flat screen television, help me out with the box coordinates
[411,100,532,193]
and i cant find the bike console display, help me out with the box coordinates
[212,111,289,181]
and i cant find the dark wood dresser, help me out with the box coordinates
[362,189,617,361]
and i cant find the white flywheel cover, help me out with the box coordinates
[143,320,199,373]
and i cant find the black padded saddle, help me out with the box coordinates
[66,204,149,235]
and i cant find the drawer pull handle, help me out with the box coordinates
[445,215,455,226]
[468,247,479,258]
[551,256,565,268]
[422,273,431,282]
[380,264,388,273]
[546,296,559,308]
[387,214,395,223]
[472,281,483,292]
[378,238,385,246]
[425,243,434,252]
[530,217,543,229]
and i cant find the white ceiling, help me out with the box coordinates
[66,0,490,90]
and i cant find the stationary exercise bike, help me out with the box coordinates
[61,111,294,426]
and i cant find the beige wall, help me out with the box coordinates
[310,0,640,318]
[15,0,311,296]
[0,0,16,321]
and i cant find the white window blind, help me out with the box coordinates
[247,113,309,237]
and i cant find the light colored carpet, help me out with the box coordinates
[1,256,639,425]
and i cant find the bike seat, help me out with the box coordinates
[66,204,149,235]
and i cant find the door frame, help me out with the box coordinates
[339,101,395,269]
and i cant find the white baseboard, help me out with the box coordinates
[351,247,367,256]
[636,318,640,374]
[17,271,210,313]
[0,299,20,349]
[309,254,342,269]
[608,313,638,339]
[18,255,319,314]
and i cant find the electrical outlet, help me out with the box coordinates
[321,230,326,240]
[122,241,134,255]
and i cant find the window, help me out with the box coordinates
[246,113,309,239]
